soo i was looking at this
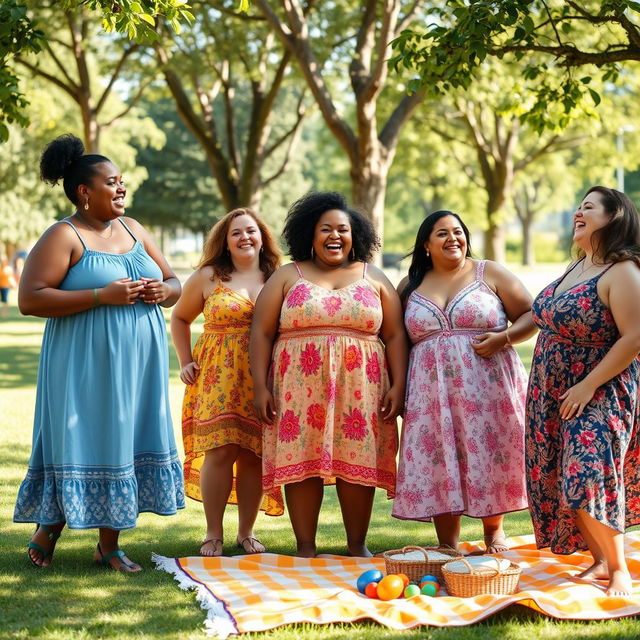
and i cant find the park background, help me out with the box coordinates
[3,1,640,638]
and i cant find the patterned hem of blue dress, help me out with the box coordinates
[13,451,185,530]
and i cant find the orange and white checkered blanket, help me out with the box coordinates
[152,532,640,637]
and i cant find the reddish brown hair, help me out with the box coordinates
[197,208,281,281]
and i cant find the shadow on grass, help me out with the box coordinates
[0,344,41,389]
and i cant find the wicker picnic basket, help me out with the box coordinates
[383,545,462,582]
[441,556,521,597]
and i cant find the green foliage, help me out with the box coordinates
[0,0,44,141]
[390,1,639,131]
[129,97,221,234]
[0,0,194,140]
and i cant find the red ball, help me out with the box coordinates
[365,581,379,598]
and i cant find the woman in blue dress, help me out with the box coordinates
[526,186,640,596]
[14,134,184,572]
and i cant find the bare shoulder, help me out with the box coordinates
[121,216,146,233]
[396,274,410,297]
[35,220,79,250]
[364,263,393,287]
[606,260,640,283]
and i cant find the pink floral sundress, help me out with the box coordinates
[393,260,529,521]
[262,261,398,495]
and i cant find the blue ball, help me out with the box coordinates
[419,574,439,585]
[357,569,384,594]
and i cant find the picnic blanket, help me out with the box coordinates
[152,532,640,637]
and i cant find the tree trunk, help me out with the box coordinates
[350,159,387,264]
[521,215,535,266]
[484,219,506,262]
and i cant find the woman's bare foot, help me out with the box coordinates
[295,542,316,558]
[577,559,608,580]
[606,568,633,596]
[484,533,509,554]
[347,543,372,558]
[200,538,223,557]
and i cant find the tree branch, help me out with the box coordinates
[95,44,139,115]
[100,76,155,128]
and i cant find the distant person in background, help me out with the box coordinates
[392,211,534,553]
[526,186,640,596]
[13,134,184,572]
[12,251,26,284]
[250,191,408,558]
[0,257,17,317]
[171,209,284,558]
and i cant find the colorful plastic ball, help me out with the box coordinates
[365,582,379,599]
[357,569,383,594]
[420,582,438,597]
[420,580,440,593]
[403,584,421,598]
[396,573,410,587]
[419,574,439,585]
[377,575,405,601]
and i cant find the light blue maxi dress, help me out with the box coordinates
[14,219,185,530]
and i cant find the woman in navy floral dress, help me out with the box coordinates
[526,186,640,595]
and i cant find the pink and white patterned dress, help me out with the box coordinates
[262,262,398,496]
[392,260,529,521]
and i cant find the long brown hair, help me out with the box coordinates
[197,208,281,281]
[577,186,640,267]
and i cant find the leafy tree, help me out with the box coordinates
[254,0,427,243]
[153,0,306,211]
[0,0,193,142]
[128,95,222,235]
[391,1,640,131]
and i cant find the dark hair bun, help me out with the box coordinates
[40,134,85,185]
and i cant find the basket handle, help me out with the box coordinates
[399,545,431,562]
[456,555,503,577]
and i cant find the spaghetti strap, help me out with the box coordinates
[118,218,138,242]
[60,219,88,250]
[293,262,304,278]
[475,260,486,282]
[362,262,368,277]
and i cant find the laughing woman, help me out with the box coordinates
[14,134,184,572]
[171,209,284,557]
[250,191,408,558]
[526,186,640,595]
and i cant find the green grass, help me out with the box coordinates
[1,304,639,639]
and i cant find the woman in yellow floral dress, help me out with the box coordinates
[250,192,408,557]
[171,209,283,556]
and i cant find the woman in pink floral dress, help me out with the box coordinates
[250,192,408,557]
[392,211,535,552]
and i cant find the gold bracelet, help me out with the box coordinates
[93,288,100,306]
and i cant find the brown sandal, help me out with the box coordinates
[200,538,223,557]
[483,534,509,554]
[236,536,265,554]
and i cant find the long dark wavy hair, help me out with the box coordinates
[197,208,281,282]
[400,210,473,304]
[576,186,640,267]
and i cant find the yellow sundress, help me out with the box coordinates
[182,283,284,515]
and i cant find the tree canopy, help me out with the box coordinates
[0,0,194,142]
[391,1,640,131]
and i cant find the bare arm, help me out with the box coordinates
[170,270,207,385]
[124,217,181,307]
[472,260,537,357]
[249,265,292,423]
[560,261,640,419]
[18,222,144,317]
[368,266,409,420]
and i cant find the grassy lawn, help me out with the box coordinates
[1,303,639,639]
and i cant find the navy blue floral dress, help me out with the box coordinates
[526,264,640,554]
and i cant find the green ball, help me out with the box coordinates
[420,583,438,597]
[404,584,421,598]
